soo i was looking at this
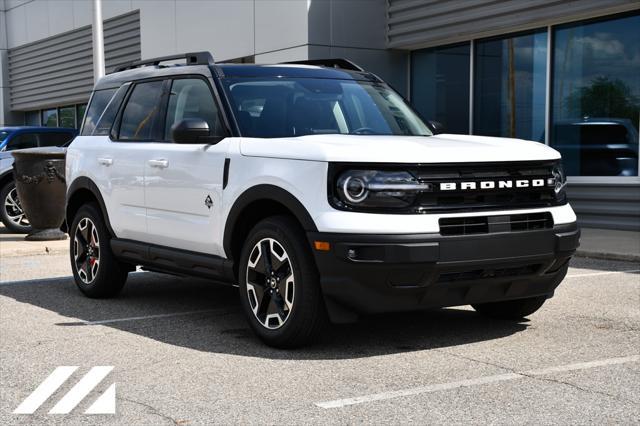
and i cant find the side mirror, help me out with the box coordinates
[171,118,213,144]
[428,120,446,135]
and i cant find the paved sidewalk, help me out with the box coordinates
[577,227,640,262]
[0,226,68,258]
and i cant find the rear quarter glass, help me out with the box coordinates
[81,88,118,136]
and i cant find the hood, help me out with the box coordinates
[239,134,561,163]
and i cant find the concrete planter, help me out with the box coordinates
[12,147,67,241]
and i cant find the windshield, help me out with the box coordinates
[0,131,10,142]
[223,78,432,138]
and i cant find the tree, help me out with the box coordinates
[565,77,639,123]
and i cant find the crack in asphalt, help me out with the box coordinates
[435,348,636,404]
[118,395,182,425]
[518,372,633,404]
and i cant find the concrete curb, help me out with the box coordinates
[575,250,640,263]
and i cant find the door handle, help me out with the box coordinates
[97,157,113,166]
[148,159,169,168]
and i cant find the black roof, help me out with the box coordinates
[216,63,376,81]
[95,61,379,91]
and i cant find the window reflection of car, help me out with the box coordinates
[0,126,77,233]
[551,118,639,177]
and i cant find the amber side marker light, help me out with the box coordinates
[314,241,331,251]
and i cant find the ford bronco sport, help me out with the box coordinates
[65,52,580,347]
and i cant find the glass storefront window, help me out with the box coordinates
[411,43,470,134]
[42,109,58,127]
[23,103,99,129]
[58,106,76,128]
[552,13,640,177]
[25,111,40,126]
[474,30,547,141]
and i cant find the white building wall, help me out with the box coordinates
[3,0,309,61]
[307,0,407,95]
[0,0,21,125]
[0,0,406,123]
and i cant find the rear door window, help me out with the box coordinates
[118,81,165,141]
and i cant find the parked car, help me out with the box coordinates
[0,126,77,232]
[65,52,579,348]
[550,118,639,176]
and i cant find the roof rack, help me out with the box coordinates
[283,58,365,72]
[113,51,215,73]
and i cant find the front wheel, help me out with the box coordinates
[238,216,327,348]
[0,181,31,233]
[472,295,548,320]
[70,203,128,298]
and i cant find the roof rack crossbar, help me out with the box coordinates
[113,51,215,73]
[282,58,365,72]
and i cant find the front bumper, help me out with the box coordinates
[308,223,580,323]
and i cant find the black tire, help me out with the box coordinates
[238,215,327,348]
[472,295,548,320]
[0,180,32,233]
[69,203,128,298]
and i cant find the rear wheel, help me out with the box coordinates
[238,215,327,348]
[70,203,128,298]
[0,181,31,233]
[472,295,548,320]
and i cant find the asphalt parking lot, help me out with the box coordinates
[1,248,639,425]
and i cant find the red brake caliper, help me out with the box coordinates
[89,233,97,266]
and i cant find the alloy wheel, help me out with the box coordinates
[4,187,29,227]
[245,238,295,329]
[74,217,100,284]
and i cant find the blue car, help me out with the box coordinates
[0,126,77,233]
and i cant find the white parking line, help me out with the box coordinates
[315,355,640,409]
[566,269,640,278]
[80,309,223,325]
[525,356,640,376]
[0,271,148,286]
[0,275,73,286]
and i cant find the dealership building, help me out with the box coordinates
[0,0,638,230]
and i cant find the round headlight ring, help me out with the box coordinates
[342,176,368,203]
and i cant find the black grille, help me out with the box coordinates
[414,161,562,213]
[439,212,553,236]
[437,264,541,283]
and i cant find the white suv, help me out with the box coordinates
[65,52,580,347]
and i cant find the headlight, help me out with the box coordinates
[335,169,432,209]
[551,163,567,197]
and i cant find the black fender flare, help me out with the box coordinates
[66,176,116,236]
[223,184,317,258]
